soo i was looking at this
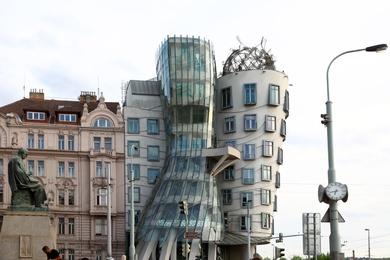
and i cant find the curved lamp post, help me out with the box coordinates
[324,44,387,260]
[130,145,139,260]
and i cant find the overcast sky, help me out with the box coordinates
[1,0,390,258]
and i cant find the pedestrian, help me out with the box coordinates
[42,246,62,260]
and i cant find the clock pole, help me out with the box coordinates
[322,44,388,260]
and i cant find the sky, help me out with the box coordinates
[1,0,390,258]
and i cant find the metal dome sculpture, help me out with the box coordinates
[222,37,276,76]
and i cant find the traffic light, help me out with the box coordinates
[179,200,188,215]
[186,242,191,254]
[177,241,183,256]
[275,246,285,259]
[276,232,283,243]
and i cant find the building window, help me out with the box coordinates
[269,84,280,106]
[94,119,112,128]
[242,168,255,184]
[104,137,112,150]
[147,146,159,161]
[221,87,232,109]
[284,90,290,118]
[261,189,271,205]
[58,217,65,234]
[58,189,65,205]
[193,108,206,124]
[0,159,3,174]
[225,140,236,148]
[240,215,252,231]
[68,249,75,260]
[0,185,3,203]
[241,192,253,208]
[58,135,65,150]
[274,195,278,212]
[59,249,65,260]
[104,162,110,177]
[224,116,236,133]
[223,166,235,180]
[28,160,34,173]
[127,118,140,133]
[222,189,232,205]
[244,83,256,105]
[262,165,272,181]
[127,164,140,180]
[68,190,75,206]
[265,115,276,132]
[97,188,107,206]
[38,134,44,149]
[261,212,271,229]
[147,168,159,184]
[59,114,76,122]
[68,136,74,150]
[280,119,286,140]
[244,144,255,160]
[68,218,75,235]
[128,187,140,203]
[96,162,102,177]
[36,161,44,176]
[127,141,140,157]
[68,162,75,177]
[263,140,273,157]
[28,134,34,149]
[277,148,283,165]
[58,162,65,177]
[27,112,45,120]
[95,219,107,235]
[244,114,257,131]
[147,119,159,134]
[93,137,101,150]
[275,171,281,188]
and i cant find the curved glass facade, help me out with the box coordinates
[136,36,220,249]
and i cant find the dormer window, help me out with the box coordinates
[59,114,76,122]
[93,119,112,128]
[27,112,45,120]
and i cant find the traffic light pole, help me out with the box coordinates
[185,213,189,260]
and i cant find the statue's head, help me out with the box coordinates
[17,147,28,159]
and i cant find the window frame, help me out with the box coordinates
[147,168,159,184]
[221,86,232,109]
[265,115,276,132]
[261,188,272,205]
[147,145,159,161]
[261,165,272,181]
[223,165,235,181]
[224,116,236,133]
[222,189,233,205]
[244,114,257,131]
[127,118,140,133]
[147,119,159,134]
[244,83,257,105]
[268,84,280,106]
[263,140,273,157]
[244,144,256,160]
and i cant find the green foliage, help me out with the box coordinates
[291,256,304,260]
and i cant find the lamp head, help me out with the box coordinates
[365,44,388,52]
[132,145,139,151]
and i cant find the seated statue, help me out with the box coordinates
[8,147,47,208]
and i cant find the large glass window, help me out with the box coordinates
[68,136,74,150]
[38,134,44,149]
[58,162,65,177]
[221,87,232,109]
[265,115,276,132]
[261,189,271,205]
[27,112,45,120]
[262,165,272,181]
[223,166,235,180]
[28,134,34,149]
[244,144,255,160]
[147,119,159,134]
[261,213,271,229]
[222,189,232,204]
[97,188,107,206]
[224,116,236,133]
[244,114,257,131]
[93,137,101,150]
[58,135,65,150]
[59,114,76,122]
[147,146,159,161]
[96,162,102,177]
[104,137,112,150]
[95,219,107,235]
[241,192,253,208]
[68,162,75,178]
[68,218,75,235]
[127,118,139,133]
[240,215,252,231]
[58,217,65,234]
[244,83,256,105]
[263,140,273,157]
[242,168,255,184]
[58,189,65,205]
[127,141,140,157]
[147,168,159,184]
[37,161,44,176]
[68,190,75,205]
[94,119,112,127]
[269,84,280,106]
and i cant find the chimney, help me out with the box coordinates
[78,91,97,103]
[29,89,45,100]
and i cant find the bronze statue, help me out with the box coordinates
[8,147,47,208]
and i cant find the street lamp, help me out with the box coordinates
[365,229,371,260]
[323,44,387,260]
[129,145,139,260]
[245,198,252,260]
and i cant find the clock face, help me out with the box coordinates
[326,182,347,201]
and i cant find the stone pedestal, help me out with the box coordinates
[0,210,56,260]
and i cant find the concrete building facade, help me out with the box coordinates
[0,90,125,260]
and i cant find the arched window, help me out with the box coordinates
[93,118,112,128]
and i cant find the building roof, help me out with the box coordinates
[0,93,120,121]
